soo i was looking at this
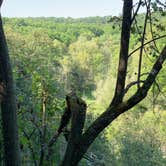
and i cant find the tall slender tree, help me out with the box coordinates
[0,0,21,165]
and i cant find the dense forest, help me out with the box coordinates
[0,0,166,165]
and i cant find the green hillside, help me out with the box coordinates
[1,12,166,165]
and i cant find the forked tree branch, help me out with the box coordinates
[119,45,166,111]
[72,45,166,165]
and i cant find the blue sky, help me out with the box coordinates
[1,0,123,18]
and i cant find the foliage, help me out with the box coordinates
[0,8,166,165]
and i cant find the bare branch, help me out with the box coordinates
[132,11,148,56]
[137,0,150,88]
[123,45,166,110]
[131,0,143,25]
[140,72,150,77]
[128,34,166,57]
[124,80,145,95]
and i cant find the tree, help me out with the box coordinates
[54,0,166,165]
[1,0,165,165]
[0,1,21,165]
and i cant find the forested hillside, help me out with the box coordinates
[1,10,166,166]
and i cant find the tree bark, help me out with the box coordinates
[60,93,86,166]
[0,9,21,166]
[111,0,133,105]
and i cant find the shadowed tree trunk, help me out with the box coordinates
[59,0,166,165]
[0,1,21,165]
[60,93,87,166]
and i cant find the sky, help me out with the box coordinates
[1,0,123,18]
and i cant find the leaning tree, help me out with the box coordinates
[0,0,21,165]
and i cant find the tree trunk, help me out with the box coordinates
[0,13,21,165]
[111,0,132,105]
[60,93,86,166]
[61,1,133,165]
[60,0,166,165]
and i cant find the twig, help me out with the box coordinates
[132,7,148,57]
[124,80,145,95]
[128,34,166,57]
[148,3,160,54]
[154,79,166,98]
[137,0,150,88]
[131,0,143,25]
